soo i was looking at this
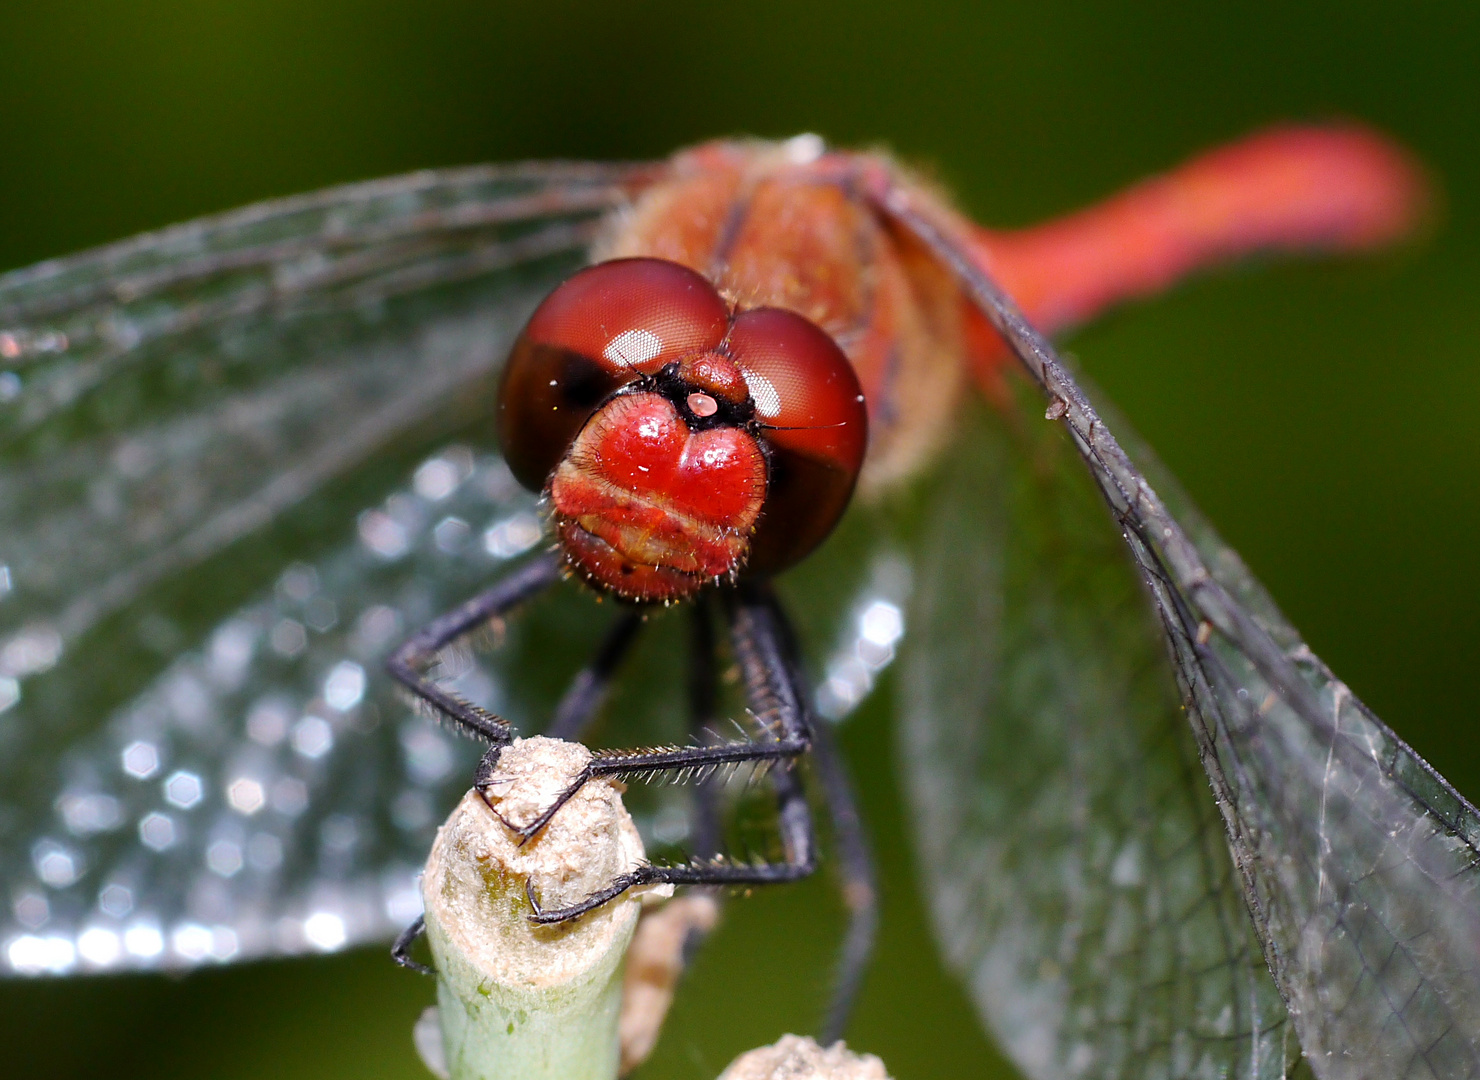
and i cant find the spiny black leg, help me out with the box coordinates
[508,583,812,844]
[486,605,644,842]
[526,581,816,923]
[544,606,645,740]
[808,718,877,1045]
[765,590,878,1044]
[386,552,561,744]
[386,555,562,972]
[391,914,432,975]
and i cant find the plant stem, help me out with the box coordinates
[421,737,654,1080]
[718,1035,892,1080]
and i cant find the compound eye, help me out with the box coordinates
[726,307,868,574]
[498,259,729,490]
[727,308,867,476]
[523,258,729,375]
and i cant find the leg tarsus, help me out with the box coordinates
[471,743,503,791]
[809,719,878,1045]
[524,848,820,926]
[764,590,879,1043]
[502,762,596,844]
[503,733,808,847]
[518,584,818,942]
[392,914,432,975]
[526,867,659,924]
[386,553,561,744]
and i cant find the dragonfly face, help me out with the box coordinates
[498,256,867,601]
[3,127,1478,1080]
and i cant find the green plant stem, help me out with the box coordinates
[420,737,651,1080]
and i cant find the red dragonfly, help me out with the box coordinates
[1,125,1475,1080]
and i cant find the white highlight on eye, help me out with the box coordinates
[742,369,782,418]
[603,328,662,366]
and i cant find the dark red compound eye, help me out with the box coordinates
[497,258,728,490]
[726,308,867,576]
[498,257,867,602]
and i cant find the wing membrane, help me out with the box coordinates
[886,192,1480,1078]
[903,393,1302,1080]
[0,162,641,654]
[0,163,650,972]
[0,156,937,978]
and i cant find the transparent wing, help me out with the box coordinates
[0,161,641,657]
[889,197,1480,1079]
[0,163,910,978]
[902,392,1303,1080]
[0,162,650,973]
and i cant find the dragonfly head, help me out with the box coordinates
[498,258,867,602]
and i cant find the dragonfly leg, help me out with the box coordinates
[385,607,643,978]
[384,554,563,974]
[391,914,432,975]
[655,598,728,957]
[807,717,877,1044]
[525,581,816,922]
[386,551,562,756]
[764,589,878,1044]
[542,606,646,740]
[479,606,647,839]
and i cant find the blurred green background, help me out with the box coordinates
[2,2,1477,1078]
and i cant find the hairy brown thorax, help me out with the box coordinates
[596,138,968,492]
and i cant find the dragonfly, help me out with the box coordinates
[1,124,1476,1080]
